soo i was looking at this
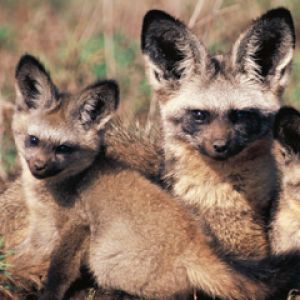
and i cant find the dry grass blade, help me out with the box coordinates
[0,101,12,182]
[103,0,116,77]
[195,4,240,27]
[188,0,205,28]
[145,94,158,133]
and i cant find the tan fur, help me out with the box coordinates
[141,9,296,259]
[11,55,271,300]
[0,178,28,251]
[0,179,47,299]
[42,156,270,300]
[0,55,128,299]
[271,144,300,254]
[105,118,163,181]
[152,58,279,260]
[163,134,276,258]
[10,99,94,270]
[0,113,163,300]
[84,159,269,300]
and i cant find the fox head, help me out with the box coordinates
[142,8,295,160]
[274,107,300,155]
[274,106,300,204]
[13,54,119,181]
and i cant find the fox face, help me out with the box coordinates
[274,107,300,156]
[142,8,295,160]
[173,106,274,160]
[272,106,300,254]
[274,106,300,205]
[13,55,119,181]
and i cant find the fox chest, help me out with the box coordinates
[171,172,270,257]
[24,183,76,232]
[271,205,300,253]
[169,156,277,211]
[171,171,251,209]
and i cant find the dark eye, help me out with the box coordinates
[28,135,39,147]
[56,145,74,154]
[229,109,258,124]
[191,110,210,123]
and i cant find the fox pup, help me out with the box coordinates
[0,55,143,299]
[271,107,300,254]
[12,55,300,300]
[141,7,295,258]
[8,56,122,300]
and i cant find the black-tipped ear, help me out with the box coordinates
[141,10,207,90]
[274,106,300,153]
[15,54,58,111]
[78,80,119,130]
[232,8,295,93]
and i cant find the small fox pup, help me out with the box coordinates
[271,107,300,254]
[11,54,119,275]
[141,8,295,258]
[12,55,300,300]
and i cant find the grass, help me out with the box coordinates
[0,237,15,299]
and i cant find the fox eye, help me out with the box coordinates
[190,110,210,123]
[28,135,40,147]
[229,109,259,124]
[56,144,74,154]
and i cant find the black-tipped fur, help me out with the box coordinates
[77,80,120,130]
[141,9,207,83]
[228,252,300,299]
[142,8,295,94]
[15,54,58,110]
[274,106,300,153]
[233,7,295,89]
[141,10,188,80]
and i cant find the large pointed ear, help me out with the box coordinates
[77,80,119,131]
[231,8,295,94]
[15,54,58,111]
[274,106,300,153]
[141,10,208,91]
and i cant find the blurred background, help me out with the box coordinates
[0,0,299,178]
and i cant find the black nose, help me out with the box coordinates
[213,140,228,153]
[34,160,47,171]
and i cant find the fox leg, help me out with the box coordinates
[40,222,90,300]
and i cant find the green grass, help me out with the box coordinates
[0,237,14,297]
[0,25,15,49]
